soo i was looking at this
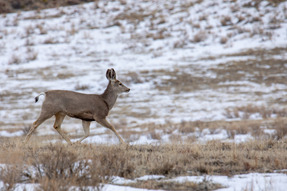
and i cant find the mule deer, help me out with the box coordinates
[24,68,130,144]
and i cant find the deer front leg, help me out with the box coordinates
[76,120,91,143]
[94,117,125,144]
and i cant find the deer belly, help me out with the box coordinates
[68,112,94,121]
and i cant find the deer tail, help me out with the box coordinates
[35,92,45,103]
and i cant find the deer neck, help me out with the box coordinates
[101,82,118,110]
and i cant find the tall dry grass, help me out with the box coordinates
[0,138,287,190]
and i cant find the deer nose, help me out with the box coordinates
[126,88,130,92]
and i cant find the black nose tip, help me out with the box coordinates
[127,89,130,92]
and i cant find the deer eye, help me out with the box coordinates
[119,83,122,86]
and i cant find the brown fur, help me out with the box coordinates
[24,68,130,144]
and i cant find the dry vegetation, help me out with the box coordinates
[141,48,287,94]
[122,178,223,190]
[1,1,287,190]
[0,138,287,190]
[117,115,287,144]
[0,0,95,13]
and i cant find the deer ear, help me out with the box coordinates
[111,68,116,80]
[106,68,116,81]
[106,69,111,80]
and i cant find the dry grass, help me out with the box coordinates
[0,138,287,190]
[0,165,23,190]
[0,0,96,13]
[220,36,228,44]
[26,47,38,62]
[8,54,21,65]
[121,178,223,191]
[116,115,287,144]
[43,37,60,44]
[224,105,287,120]
[192,30,207,43]
[1,1,287,189]
[146,47,287,94]
[220,16,232,26]
[74,83,90,91]
[222,104,287,139]
[8,48,38,65]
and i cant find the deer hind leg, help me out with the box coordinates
[24,112,52,144]
[53,113,72,144]
[76,120,91,143]
[94,117,125,144]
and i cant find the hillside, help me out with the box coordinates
[1,0,286,142]
[0,0,287,190]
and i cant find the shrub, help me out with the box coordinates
[0,165,23,190]
[192,31,206,43]
[220,36,228,44]
[24,144,96,190]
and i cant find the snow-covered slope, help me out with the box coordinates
[1,1,287,190]
[0,0,286,142]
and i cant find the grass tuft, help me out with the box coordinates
[0,138,286,189]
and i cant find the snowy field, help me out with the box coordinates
[0,0,287,190]
[1,173,287,191]
[0,0,286,143]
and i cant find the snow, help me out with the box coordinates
[136,175,165,181]
[102,184,157,191]
[129,135,159,145]
[85,173,287,191]
[216,173,287,191]
[169,173,287,191]
[0,130,23,137]
[198,129,229,142]
[111,175,165,184]
[0,0,286,144]
[1,0,286,128]
[1,162,287,191]
[233,134,253,143]
[1,0,287,190]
